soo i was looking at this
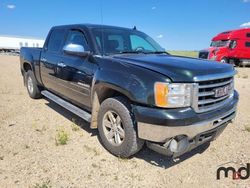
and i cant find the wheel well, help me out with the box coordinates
[90,86,130,129]
[97,87,129,104]
[23,63,32,72]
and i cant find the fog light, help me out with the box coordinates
[169,136,189,153]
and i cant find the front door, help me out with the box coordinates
[55,29,96,110]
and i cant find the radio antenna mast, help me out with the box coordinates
[100,0,104,56]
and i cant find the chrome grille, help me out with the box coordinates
[193,77,234,113]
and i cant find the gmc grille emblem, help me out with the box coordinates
[214,85,231,98]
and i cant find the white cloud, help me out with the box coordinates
[157,34,163,39]
[243,0,250,2]
[240,22,250,27]
[152,6,156,10]
[6,4,16,9]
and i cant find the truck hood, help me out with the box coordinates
[113,54,234,82]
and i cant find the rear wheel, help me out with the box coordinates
[239,61,246,67]
[97,97,144,158]
[25,70,42,99]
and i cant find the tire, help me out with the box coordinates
[220,58,228,64]
[97,97,144,158]
[25,70,42,99]
[239,61,245,68]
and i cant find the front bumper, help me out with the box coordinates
[133,91,238,156]
[137,106,236,142]
[146,122,229,158]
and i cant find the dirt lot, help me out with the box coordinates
[0,54,250,188]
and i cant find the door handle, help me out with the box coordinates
[57,62,66,67]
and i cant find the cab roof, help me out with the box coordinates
[51,24,136,32]
[212,28,250,41]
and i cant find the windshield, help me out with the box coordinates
[92,28,165,55]
[210,40,229,47]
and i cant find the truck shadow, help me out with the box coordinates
[134,143,210,169]
[45,99,98,137]
[45,99,210,169]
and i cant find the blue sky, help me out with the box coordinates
[0,0,250,50]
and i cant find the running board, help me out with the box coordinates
[41,90,91,122]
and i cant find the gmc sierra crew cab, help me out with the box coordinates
[20,24,238,158]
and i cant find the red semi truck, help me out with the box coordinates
[199,28,250,66]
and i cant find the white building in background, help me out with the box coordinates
[0,35,45,52]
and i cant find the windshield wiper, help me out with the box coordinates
[145,51,169,54]
[111,51,169,55]
[118,51,146,54]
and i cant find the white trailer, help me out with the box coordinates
[0,35,45,52]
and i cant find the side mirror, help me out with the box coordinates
[63,44,91,57]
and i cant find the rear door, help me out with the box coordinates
[54,29,96,110]
[40,28,67,95]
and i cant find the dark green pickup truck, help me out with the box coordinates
[20,24,238,158]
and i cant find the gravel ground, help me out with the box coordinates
[0,55,249,188]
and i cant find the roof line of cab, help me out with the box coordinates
[212,28,250,41]
[51,24,137,31]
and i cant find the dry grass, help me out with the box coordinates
[55,129,69,145]
[71,124,80,131]
[245,126,250,132]
[83,144,100,156]
[34,180,51,188]
[242,74,249,79]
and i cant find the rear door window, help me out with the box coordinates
[47,29,66,53]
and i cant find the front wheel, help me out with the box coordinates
[97,97,144,158]
[220,57,228,64]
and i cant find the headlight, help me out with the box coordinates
[154,82,193,108]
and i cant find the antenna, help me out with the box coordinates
[100,0,104,56]
[100,0,103,26]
